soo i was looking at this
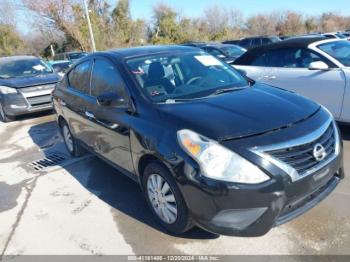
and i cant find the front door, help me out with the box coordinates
[87,57,134,173]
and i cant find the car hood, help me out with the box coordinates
[159,84,320,141]
[0,73,59,88]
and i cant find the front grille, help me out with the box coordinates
[265,123,335,175]
[27,95,52,107]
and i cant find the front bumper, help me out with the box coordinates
[179,154,343,237]
[174,108,344,237]
[1,90,53,117]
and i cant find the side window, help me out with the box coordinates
[295,49,333,68]
[267,48,300,67]
[240,39,251,48]
[252,48,299,67]
[68,60,91,94]
[261,38,270,45]
[252,38,261,47]
[91,59,128,102]
[251,53,268,66]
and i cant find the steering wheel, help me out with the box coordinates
[173,76,210,94]
[186,76,203,85]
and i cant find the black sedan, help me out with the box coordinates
[53,45,344,236]
[200,44,246,64]
[0,56,60,122]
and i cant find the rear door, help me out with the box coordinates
[87,56,134,173]
[262,48,346,118]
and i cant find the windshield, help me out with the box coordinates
[68,52,87,61]
[221,46,246,57]
[318,41,350,66]
[0,59,53,79]
[52,62,71,72]
[126,52,248,103]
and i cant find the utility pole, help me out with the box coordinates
[83,0,96,52]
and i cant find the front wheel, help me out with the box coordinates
[60,121,85,157]
[142,162,193,234]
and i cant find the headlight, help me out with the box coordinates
[0,86,17,94]
[177,129,270,184]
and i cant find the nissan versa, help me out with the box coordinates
[53,46,344,236]
[0,56,60,122]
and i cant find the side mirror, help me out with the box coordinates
[309,61,329,71]
[97,92,125,107]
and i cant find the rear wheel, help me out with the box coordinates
[142,161,193,234]
[0,102,14,122]
[60,121,85,157]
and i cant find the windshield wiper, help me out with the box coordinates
[210,87,247,96]
[164,98,196,104]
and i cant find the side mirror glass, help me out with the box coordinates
[97,92,125,107]
[309,61,329,71]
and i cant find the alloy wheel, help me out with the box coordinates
[147,173,178,224]
[62,125,74,153]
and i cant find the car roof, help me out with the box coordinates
[203,43,241,48]
[243,35,279,39]
[246,36,327,53]
[104,45,200,59]
[0,55,38,63]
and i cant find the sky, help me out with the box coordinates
[16,0,350,34]
[128,0,350,20]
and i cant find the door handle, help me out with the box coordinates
[85,111,95,119]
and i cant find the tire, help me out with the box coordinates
[60,120,85,157]
[142,161,193,235]
[0,102,14,123]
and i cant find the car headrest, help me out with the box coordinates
[148,62,165,79]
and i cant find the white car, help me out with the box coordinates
[323,32,350,40]
[233,37,350,123]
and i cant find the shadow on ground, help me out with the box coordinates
[27,121,218,241]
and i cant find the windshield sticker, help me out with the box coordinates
[33,65,46,71]
[194,55,222,66]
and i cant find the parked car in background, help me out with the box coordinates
[234,37,350,123]
[0,56,59,122]
[47,60,72,78]
[222,39,241,45]
[322,32,350,40]
[53,45,343,236]
[53,51,88,63]
[227,36,281,49]
[180,41,207,48]
[200,44,246,64]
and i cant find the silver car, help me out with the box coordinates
[234,37,350,123]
